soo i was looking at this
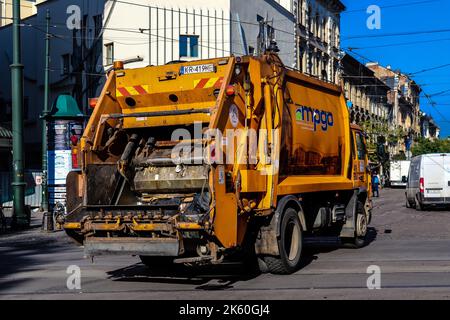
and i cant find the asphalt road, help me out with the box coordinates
[1,188,450,300]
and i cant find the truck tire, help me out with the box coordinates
[344,201,368,249]
[140,256,174,269]
[262,208,303,275]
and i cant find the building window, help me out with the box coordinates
[179,35,199,58]
[105,42,114,65]
[61,54,71,75]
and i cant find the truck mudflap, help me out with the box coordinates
[84,238,180,257]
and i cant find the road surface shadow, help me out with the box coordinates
[107,260,262,290]
[0,235,72,293]
[106,230,378,290]
[302,227,378,256]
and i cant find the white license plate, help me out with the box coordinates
[427,189,442,194]
[180,64,215,75]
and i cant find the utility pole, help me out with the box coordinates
[41,10,50,215]
[11,0,27,227]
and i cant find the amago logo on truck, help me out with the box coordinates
[296,105,334,132]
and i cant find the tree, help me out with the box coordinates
[412,138,450,157]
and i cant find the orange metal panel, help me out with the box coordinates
[277,176,355,195]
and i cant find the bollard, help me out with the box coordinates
[42,211,54,232]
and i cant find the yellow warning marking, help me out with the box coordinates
[126,86,140,96]
[205,77,219,88]
[194,79,202,88]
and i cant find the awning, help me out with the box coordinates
[48,95,84,119]
[0,126,12,149]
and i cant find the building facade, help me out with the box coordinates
[420,113,440,140]
[0,0,300,168]
[295,0,345,84]
[367,62,422,155]
[0,0,107,168]
[0,0,38,27]
[342,54,391,126]
[103,0,296,69]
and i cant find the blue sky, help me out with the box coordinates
[340,0,450,137]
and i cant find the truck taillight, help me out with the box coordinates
[420,177,424,193]
[72,149,79,169]
[226,85,236,96]
[89,98,98,109]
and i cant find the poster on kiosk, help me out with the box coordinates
[46,95,84,214]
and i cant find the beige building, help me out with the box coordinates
[0,0,40,27]
[367,63,422,155]
[294,0,345,84]
[341,54,391,126]
[367,63,421,135]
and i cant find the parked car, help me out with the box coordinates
[406,154,450,210]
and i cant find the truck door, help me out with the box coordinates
[353,130,368,190]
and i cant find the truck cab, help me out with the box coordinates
[350,124,372,221]
[350,125,370,190]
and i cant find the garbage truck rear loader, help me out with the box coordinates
[64,53,371,274]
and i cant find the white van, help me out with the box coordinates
[406,154,450,210]
[389,160,411,187]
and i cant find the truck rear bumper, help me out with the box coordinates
[84,238,180,257]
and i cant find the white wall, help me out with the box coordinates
[103,0,296,69]
[104,0,231,69]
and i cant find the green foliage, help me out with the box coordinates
[360,120,405,147]
[412,138,450,157]
[392,153,407,161]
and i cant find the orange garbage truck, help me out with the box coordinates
[64,52,371,274]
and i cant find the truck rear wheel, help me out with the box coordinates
[344,201,368,248]
[262,208,303,275]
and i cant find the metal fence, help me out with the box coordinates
[0,171,42,209]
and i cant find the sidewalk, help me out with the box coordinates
[0,208,43,236]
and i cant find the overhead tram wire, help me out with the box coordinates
[341,0,442,14]
[408,63,450,76]
[343,28,450,40]
[23,19,250,63]
[345,37,450,50]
